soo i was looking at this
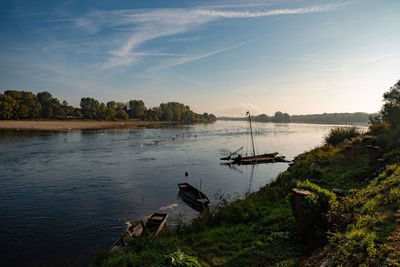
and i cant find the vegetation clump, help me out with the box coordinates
[160,250,200,267]
[324,126,363,146]
[296,179,338,211]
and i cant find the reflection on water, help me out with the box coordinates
[0,121,363,265]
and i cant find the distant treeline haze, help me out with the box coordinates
[219,111,373,123]
[0,90,217,123]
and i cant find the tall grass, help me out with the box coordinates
[324,126,363,146]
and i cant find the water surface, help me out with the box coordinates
[0,121,361,266]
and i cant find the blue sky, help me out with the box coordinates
[0,0,399,116]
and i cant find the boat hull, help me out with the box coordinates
[231,153,289,165]
[110,213,168,252]
[178,183,210,210]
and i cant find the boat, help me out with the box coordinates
[178,183,210,209]
[110,213,168,252]
[220,111,288,165]
[220,146,243,160]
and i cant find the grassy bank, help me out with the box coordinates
[96,127,400,266]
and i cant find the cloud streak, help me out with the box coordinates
[73,2,350,70]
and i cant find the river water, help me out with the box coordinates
[0,121,363,266]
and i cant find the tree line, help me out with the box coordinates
[0,90,217,123]
[219,111,372,123]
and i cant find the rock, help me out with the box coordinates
[332,188,345,196]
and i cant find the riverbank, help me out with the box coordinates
[0,120,176,131]
[96,126,400,266]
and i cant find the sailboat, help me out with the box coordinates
[221,111,289,165]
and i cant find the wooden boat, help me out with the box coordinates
[220,146,243,160]
[178,183,210,209]
[220,111,288,165]
[232,153,289,164]
[110,213,168,252]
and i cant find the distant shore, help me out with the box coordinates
[0,120,176,131]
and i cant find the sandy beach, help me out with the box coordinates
[0,120,174,131]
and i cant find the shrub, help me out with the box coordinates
[324,126,363,146]
[159,250,200,267]
[296,179,338,210]
[369,122,391,136]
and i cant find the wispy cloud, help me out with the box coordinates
[149,41,251,72]
[72,2,350,70]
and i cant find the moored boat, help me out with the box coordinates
[220,111,288,165]
[178,183,210,209]
[110,213,168,252]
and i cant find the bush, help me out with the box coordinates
[324,126,363,146]
[369,122,390,135]
[159,250,200,267]
[296,180,338,211]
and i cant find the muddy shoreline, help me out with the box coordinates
[0,120,177,131]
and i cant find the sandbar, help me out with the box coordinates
[0,120,174,131]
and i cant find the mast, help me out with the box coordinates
[247,111,256,157]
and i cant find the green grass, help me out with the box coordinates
[325,164,400,265]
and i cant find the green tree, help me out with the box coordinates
[5,90,41,119]
[116,108,128,120]
[129,100,146,119]
[37,92,55,118]
[97,103,108,120]
[36,91,68,119]
[72,108,83,119]
[182,110,195,122]
[381,80,400,128]
[0,94,18,119]
[273,111,290,122]
[80,97,100,119]
[62,100,75,117]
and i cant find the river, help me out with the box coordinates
[0,121,364,266]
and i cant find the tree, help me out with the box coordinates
[5,90,41,119]
[80,97,100,119]
[62,100,75,117]
[129,100,146,119]
[97,103,108,120]
[0,94,17,119]
[182,110,195,122]
[37,92,54,118]
[36,91,68,119]
[72,108,83,119]
[381,80,400,128]
[254,114,272,122]
[273,111,284,122]
[273,111,290,122]
[116,108,128,120]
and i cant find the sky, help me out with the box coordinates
[0,0,399,116]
